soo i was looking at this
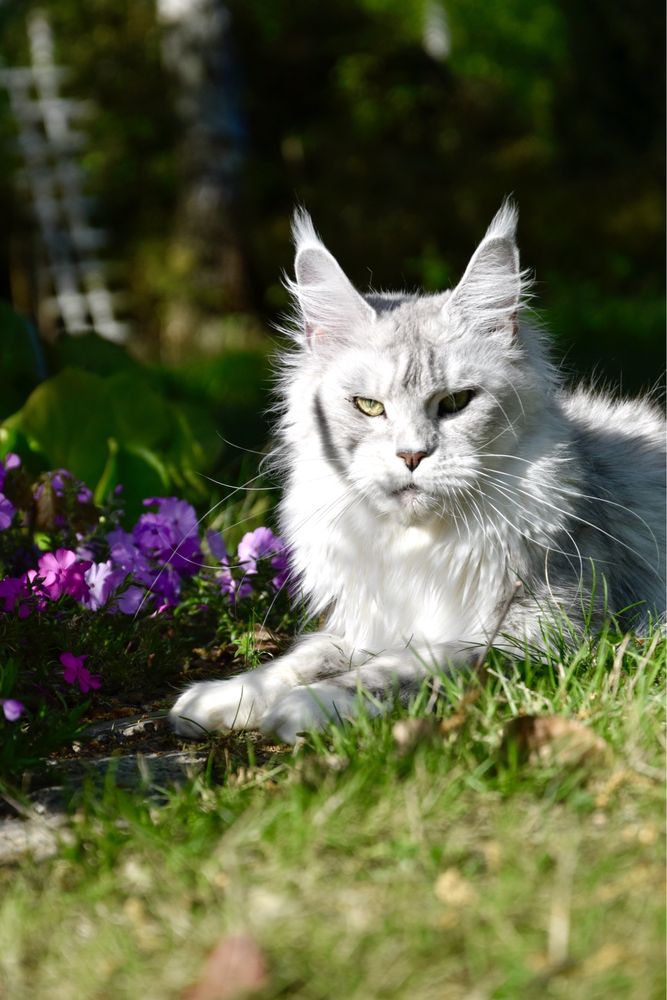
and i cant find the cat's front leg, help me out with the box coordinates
[259,641,477,743]
[169,634,350,737]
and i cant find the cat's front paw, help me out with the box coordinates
[260,682,379,744]
[169,677,264,737]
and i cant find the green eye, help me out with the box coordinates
[438,389,474,417]
[354,397,385,417]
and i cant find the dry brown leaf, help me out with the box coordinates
[500,715,611,769]
[439,712,467,735]
[251,625,281,654]
[183,933,268,1000]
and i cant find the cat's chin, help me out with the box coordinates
[386,484,435,523]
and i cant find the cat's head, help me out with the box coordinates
[282,202,553,524]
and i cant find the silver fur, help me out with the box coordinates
[170,202,666,743]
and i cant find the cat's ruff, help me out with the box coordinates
[170,202,666,743]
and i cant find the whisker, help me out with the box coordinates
[215,431,270,458]
[475,471,585,589]
[482,387,522,443]
[475,466,660,577]
[476,461,660,561]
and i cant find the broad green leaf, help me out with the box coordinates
[0,302,41,420]
[114,444,170,522]
[15,369,115,488]
[107,371,175,450]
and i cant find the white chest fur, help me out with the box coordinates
[282,471,513,653]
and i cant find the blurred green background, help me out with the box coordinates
[0,0,664,504]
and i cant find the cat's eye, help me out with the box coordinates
[438,389,474,417]
[354,397,385,417]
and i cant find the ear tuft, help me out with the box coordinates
[285,209,376,347]
[291,208,324,255]
[446,199,527,334]
[483,198,518,243]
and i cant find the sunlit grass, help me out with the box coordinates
[0,630,664,1000]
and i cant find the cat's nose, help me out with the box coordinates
[396,450,428,472]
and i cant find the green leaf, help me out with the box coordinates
[93,436,120,506]
[53,332,141,377]
[13,369,115,488]
[0,302,41,420]
[114,444,170,522]
[107,371,175,450]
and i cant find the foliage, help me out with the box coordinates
[1,367,207,519]
[0,0,663,388]
[0,301,273,520]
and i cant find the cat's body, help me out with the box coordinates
[170,204,665,743]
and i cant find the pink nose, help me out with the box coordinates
[396,450,428,472]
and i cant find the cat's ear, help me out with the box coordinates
[287,209,376,348]
[446,200,524,337]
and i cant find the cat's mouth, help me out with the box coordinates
[391,483,426,504]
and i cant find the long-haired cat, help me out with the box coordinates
[170,202,665,743]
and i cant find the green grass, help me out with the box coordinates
[0,631,664,1000]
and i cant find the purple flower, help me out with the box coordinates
[115,585,148,615]
[133,513,177,559]
[59,652,101,694]
[82,560,120,611]
[0,494,15,531]
[0,576,23,613]
[0,572,48,618]
[270,547,291,592]
[49,469,73,497]
[21,569,49,612]
[37,549,91,602]
[107,529,153,584]
[33,470,93,514]
[237,527,290,591]
[218,566,253,602]
[206,529,253,602]
[237,527,282,575]
[137,498,202,575]
[169,534,202,575]
[150,563,181,607]
[144,497,199,539]
[1,698,24,722]
[206,529,228,563]
[0,453,20,492]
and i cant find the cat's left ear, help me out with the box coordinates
[445,200,523,337]
[287,209,376,349]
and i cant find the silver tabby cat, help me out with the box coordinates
[170,202,666,743]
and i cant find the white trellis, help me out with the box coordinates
[1,10,129,343]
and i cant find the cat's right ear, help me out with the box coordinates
[287,209,376,349]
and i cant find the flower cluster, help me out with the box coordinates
[0,461,291,723]
[0,490,289,620]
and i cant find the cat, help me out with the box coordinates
[170,201,666,743]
